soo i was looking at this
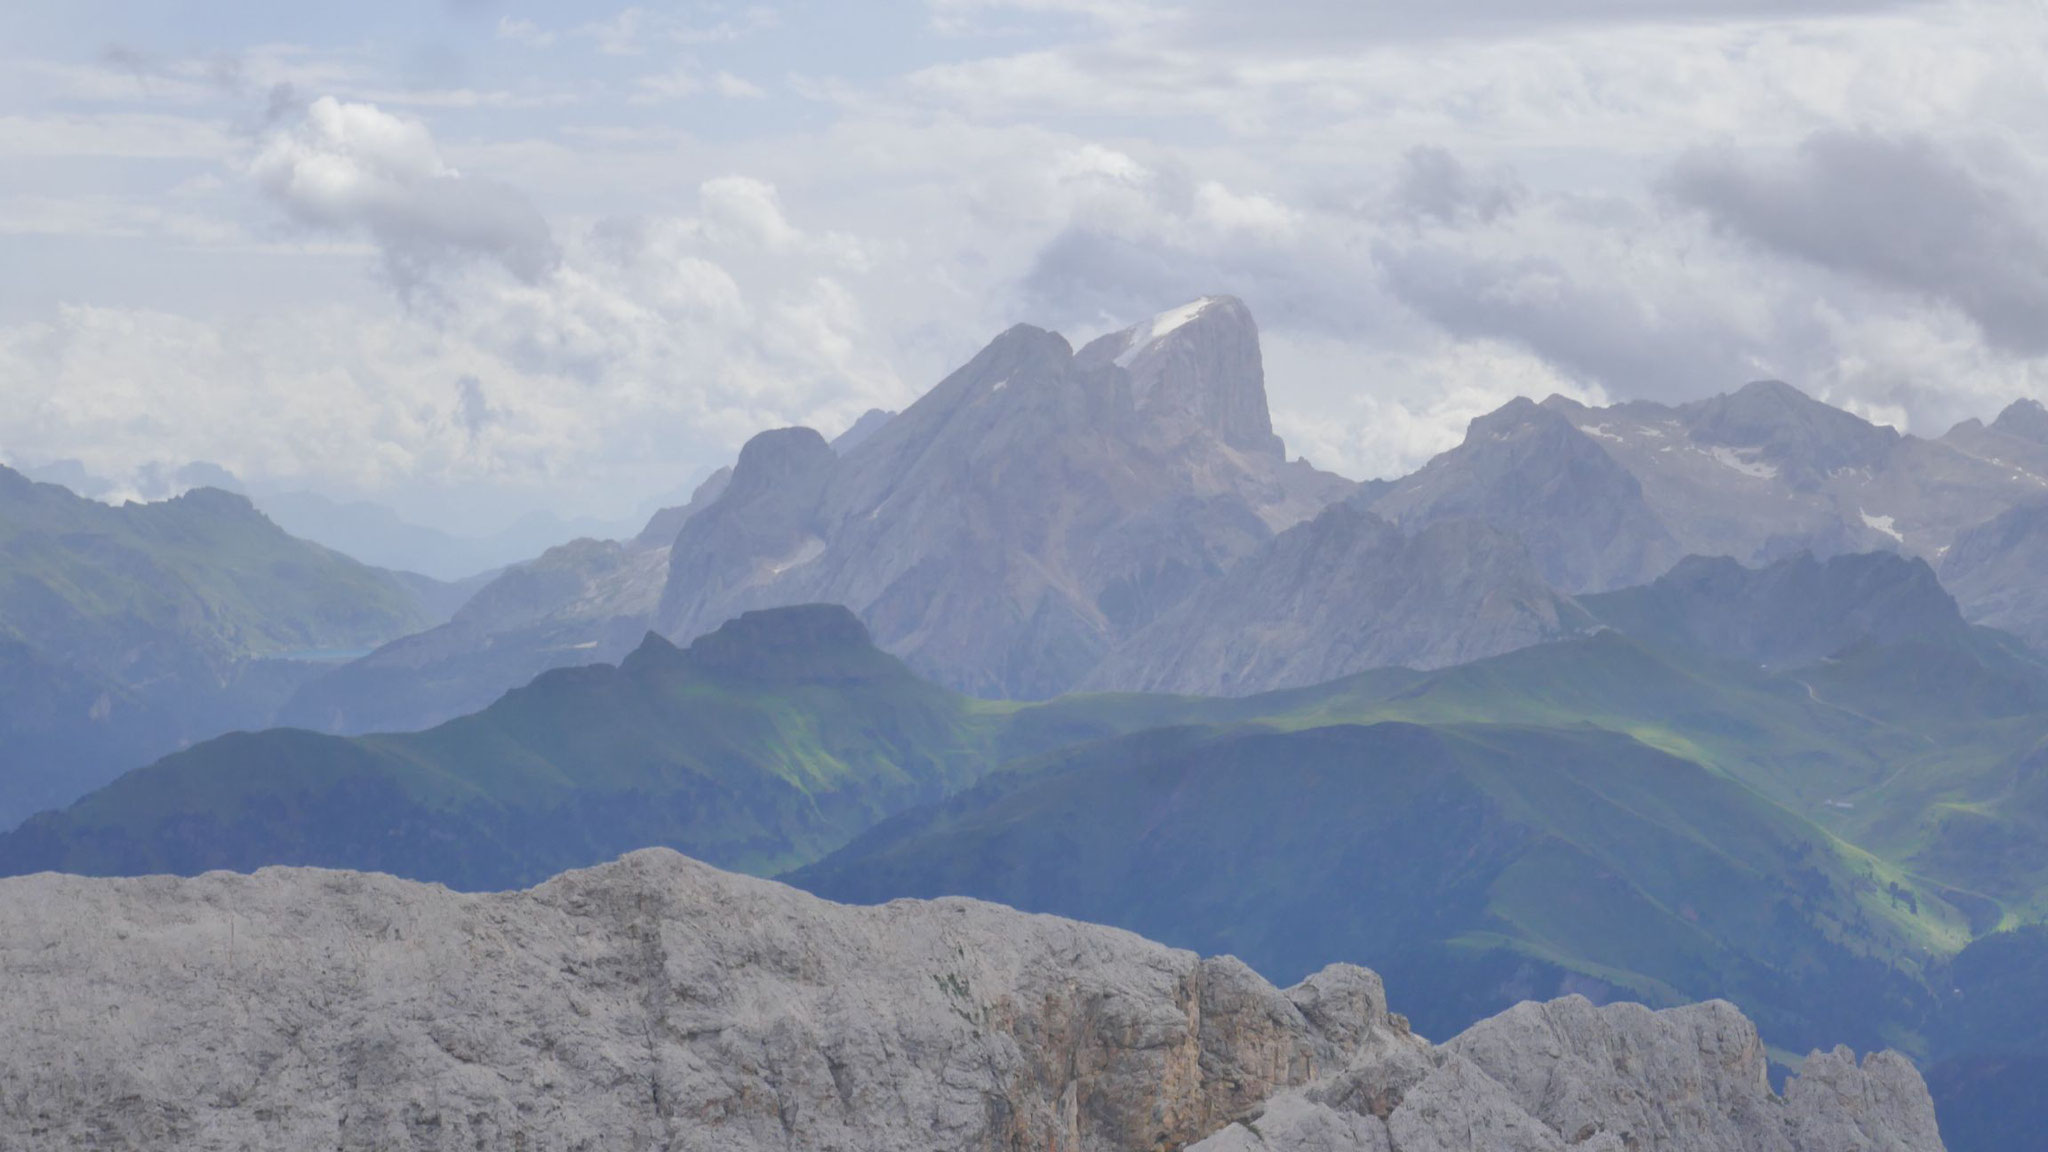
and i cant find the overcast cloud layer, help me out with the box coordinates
[2,0,2045,531]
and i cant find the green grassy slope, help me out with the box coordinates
[790,719,1961,1057]
[0,468,431,670]
[0,466,456,828]
[1224,628,2048,925]
[0,605,1224,887]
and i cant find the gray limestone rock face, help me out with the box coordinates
[0,850,1365,1151]
[1942,399,2048,490]
[1541,385,2047,569]
[1076,295,1286,460]
[1940,500,2048,651]
[0,852,1946,1152]
[652,300,1350,699]
[1194,995,1947,1152]
[1581,550,1969,669]
[829,408,896,455]
[1369,396,1682,594]
[634,464,734,549]
[656,425,839,641]
[280,533,678,735]
[1992,398,2048,445]
[1082,503,1584,696]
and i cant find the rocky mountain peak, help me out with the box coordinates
[1992,398,2048,444]
[1079,294,1284,458]
[1582,549,1966,667]
[1370,394,1680,593]
[973,322,1076,389]
[1681,380,1899,483]
[831,408,895,455]
[633,465,734,549]
[725,426,837,502]
[1083,500,1583,695]
[670,603,907,687]
[0,462,40,496]
[158,484,267,519]
[1465,394,1568,439]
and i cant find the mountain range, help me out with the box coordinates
[0,605,1220,886]
[9,557,2044,1073]
[231,298,2048,744]
[8,292,2048,1148]
[0,467,468,827]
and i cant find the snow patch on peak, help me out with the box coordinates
[1860,509,1905,543]
[1115,297,1219,367]
[1706,445,1778,480]
[764,536,826,577]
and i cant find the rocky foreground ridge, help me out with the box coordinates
[0,850,1942,1151]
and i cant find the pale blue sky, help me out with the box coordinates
[3,0,2045,533]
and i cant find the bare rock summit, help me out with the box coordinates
[0,850,1945,1151]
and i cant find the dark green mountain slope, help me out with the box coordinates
[1924,923,2048,1152]
[1573,553,2048,916]
[0,466,457,828]
[0,605,1218,888]
[790,720,1959,1058]
[1241,556,2048,922]
[1240,627,2048,877]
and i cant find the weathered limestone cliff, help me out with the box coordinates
[0,850,1943,1151]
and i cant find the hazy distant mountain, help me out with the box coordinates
[1543,382,2046,569]
[633,466,732,548]
[265,305,2048,730]
[1368,396,1681,593]
[1942,398,2048,482]
[3,605,1229,888]
[1941,500,2048,653]
[0,466,457,827]
[276,537,670,735]
[829,407,895,454]
[654,296,1351,698]
[279,298,1346,726]
[13,459,640,582]
[1582,550,1968,668]
[252,490,640,582]
[279,465,743,734]
[1081,503,1584,695]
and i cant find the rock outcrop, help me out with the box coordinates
[1203,995,1944,1152]
[0,850,1944,1151]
